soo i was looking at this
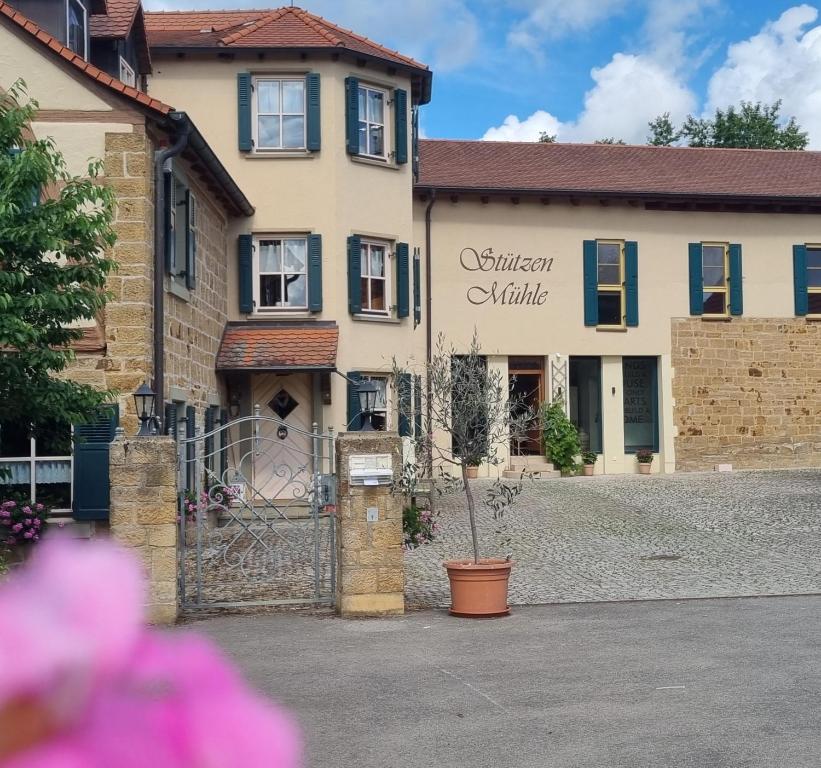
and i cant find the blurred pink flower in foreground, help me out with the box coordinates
[0,539,301,768]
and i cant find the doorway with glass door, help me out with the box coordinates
[508,357,544,456]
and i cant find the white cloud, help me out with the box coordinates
[706,4,821,146]
[507,0,627,54]
[482,53,695,143]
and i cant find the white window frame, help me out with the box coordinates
[358,84,389,160]
[362,375,390,431]
[360,239,391,316]
[119,56,136,87]
[253,234,309,312]
[66,0,87,59]
[252,77,307,152]
[0,428,72,514]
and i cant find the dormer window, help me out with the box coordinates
[67,0,87,58]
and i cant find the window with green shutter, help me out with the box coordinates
[237,72,253,151]
[796,243,821,316]
[584,240,633,327]
[346,371,362,431]
[688,242,742,317]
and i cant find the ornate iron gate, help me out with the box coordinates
[177,409,336,610]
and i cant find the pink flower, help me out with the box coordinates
[12,523,22,533]
[0,509,10,518]
[23,531,33,539]
[24,519,32,526]
[22,506,31,515]
[33,519,41,528]
[57,522,65,529]
[35,504,44,511]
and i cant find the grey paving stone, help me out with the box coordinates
[405,469,821,607]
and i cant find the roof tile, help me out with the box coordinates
[90,0,139,37]
[144,5,428,72]
[216,324,339,371]
[417,139,821,201]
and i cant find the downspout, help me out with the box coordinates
[152,112,191,423]
[424,191,436,476]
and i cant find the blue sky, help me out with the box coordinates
[145,1,821,147]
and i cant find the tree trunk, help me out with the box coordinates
[461,462,480,564]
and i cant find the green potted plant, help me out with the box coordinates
[636,449,654,474]
[581,450,598,476]
[394,333,532,618]
[541,399,581,475]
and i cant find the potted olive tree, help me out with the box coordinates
[395,333,532,617]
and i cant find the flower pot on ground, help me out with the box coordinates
[636,449,654,474]
[394,332,532,618]
[581,451,597,476]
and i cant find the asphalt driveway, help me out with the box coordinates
[189,596,821,768]
[406,469,821,606]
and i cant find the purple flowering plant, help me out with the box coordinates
[181,487,237,522]
[0,497,49,548]
[403,504,437,550]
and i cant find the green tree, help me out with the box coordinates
[0,82,117,430]
[538,131,557,143]
[594,137,626,145]
[647,101,808,149]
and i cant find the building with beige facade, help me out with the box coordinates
[2,0,820,530]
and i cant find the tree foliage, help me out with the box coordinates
[647,101,808,149]
[538,132,557,143]
[594,137,626,145]
[0,82,118,430]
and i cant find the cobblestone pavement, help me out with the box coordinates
[405,469,821,607]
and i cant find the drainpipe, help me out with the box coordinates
[424,191,437,476]
[152,112,191,424]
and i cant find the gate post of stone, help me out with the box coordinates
[109,429,179,624]
[335,432,404,617]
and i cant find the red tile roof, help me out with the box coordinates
[90,0,139,37]
[417,139,821,201]
[0,0,170,115]
[216,324,339,371]
[144,5,428,72]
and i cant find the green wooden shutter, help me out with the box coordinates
[305,72,321,151]
[204,405,216,480]
[413,247,421,327]
[238,234,253,313]
[308,234,322,312]
[185,405,196,491]
[185,191,196,290]
[397,373,412,436]
[625,240,639,327]
[164,402,177,438]
[344,77,360,155]
[237,72,253,151]
[688,242,703,316]
[583,240,598,326]
[397,242,410,318]
[413,374,422,439]
[219,408,228,480]
[728,243,743,316]
[346,371,362,431]
[394,88,408,164]
[72,405,118,522]
[164,172,174,274]
[347,235,362,314]
[411,105,419,180]
[793,244,808,316]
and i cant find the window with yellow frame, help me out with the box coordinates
[701,242,729,316]
[596,240,624,326]
[807,245,821,316]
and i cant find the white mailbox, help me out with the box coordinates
[349,453,393,486]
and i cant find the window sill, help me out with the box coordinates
[167,280,190,303]
[804,315,821,322]
[244,151,316,160]
[595,325,627,333]
[251,310,313,320]
[700,315,732,322]
[350,154,400,171]
[352,313,401,325]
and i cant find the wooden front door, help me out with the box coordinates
[508,357,544,455]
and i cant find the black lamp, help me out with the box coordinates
[133,381,157,436]
[357,379,378,431]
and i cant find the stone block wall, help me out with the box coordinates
[335,432,405,616]
[672,318,821,470]
[63,127,155,435]
[164,159,229,412]
[109,432,178,624]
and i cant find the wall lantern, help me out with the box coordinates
[133,382,158,437]
[357,379,378,432]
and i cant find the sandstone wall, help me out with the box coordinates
[672,318,821,470]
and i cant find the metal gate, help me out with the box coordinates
[177,408,337,610]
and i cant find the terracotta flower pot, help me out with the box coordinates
[465,466,479,479]
[638,462,652,474]
[444,558,513,618]
[582,464,594,476]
